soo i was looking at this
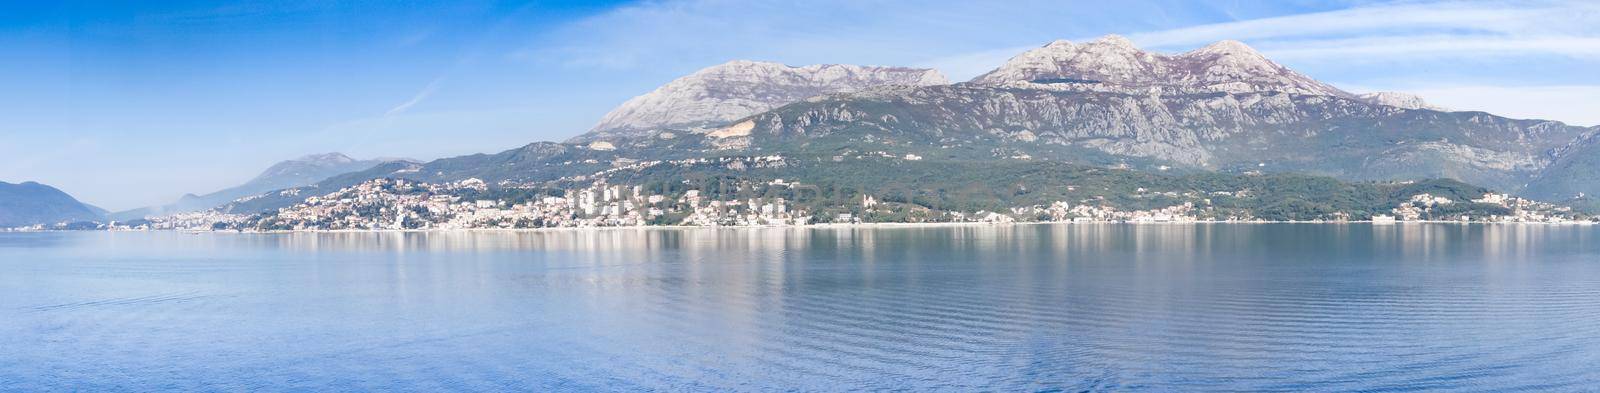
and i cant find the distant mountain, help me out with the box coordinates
[0,181,104,227]
[211,143,623,214]
[575,60,948,143]
[230,153,404,194]
[1357,92,1444,111]
[113,153,409,219]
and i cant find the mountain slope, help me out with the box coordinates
[239,153,394,192]
[213,143,626,214]
[576,60,948,143]
[0,181,104,227]
[1523,126,1600,202]
[695,85,1580,190]
[1357,92,1444,111]
[671,39,1590,197]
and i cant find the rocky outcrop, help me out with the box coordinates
[970,35,1351,98]
[731,83,1586,194]
[1357,92,1445,111]
[578,61,948,142]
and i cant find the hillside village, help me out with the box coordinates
[29,159,1589,232]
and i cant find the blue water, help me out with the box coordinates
[3,224,1600,391]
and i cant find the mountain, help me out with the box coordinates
[205,37,1600,218]
[710,83,1585,190]
[211,143,629,214]
[0,181,105,227]
[970,35,1350,98]
[1357,92,1443,111]
[658,37,1590,198]
[113,153,407,219]
[1523,126,1600,202]
[576,60,948,143]
[230,153,403,194]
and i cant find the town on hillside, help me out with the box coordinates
[12,154,1591,232]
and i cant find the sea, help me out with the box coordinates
[3,223,1598,391]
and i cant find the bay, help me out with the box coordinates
[3,224,1599,391]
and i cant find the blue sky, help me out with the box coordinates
[4,0,1599,210]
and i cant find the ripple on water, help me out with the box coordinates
[2,225,1599,391]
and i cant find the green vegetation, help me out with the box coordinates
[593,154,1509,222]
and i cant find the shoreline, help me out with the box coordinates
[6,219,1595,234]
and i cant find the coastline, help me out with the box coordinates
[8,219,1594,234]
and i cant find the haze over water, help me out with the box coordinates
[4,224,1599,391]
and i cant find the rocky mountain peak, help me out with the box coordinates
[580,60,948,141]
[1088,34,1138,50]
[1357,92,1445,111]
[293,152,356,165]
[971,37,1351,98]
[1190,39,1261,58]
[1042,39,1076,50]
[972,35,1160,86]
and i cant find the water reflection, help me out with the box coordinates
[35,223,1580,263]
[2,224,1598,391]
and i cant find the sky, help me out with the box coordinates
[3,0,1599,210]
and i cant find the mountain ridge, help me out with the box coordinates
[577,60,948,143]
[970,35,1351,98]
[1357,92,1444,111]
[0,180,105,227]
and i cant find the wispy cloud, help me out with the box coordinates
[1127,0,1600,60]
[1257,35,1600,62]
[385,77,444,116]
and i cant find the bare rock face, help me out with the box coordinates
[708,37,1595,194]
[578,61,948,142]
[970,35,1351,98]
[1357,92,1446,111]
[735,84,1587,191]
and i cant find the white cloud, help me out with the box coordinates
[1130,1,1563,48]
[1120,0,1600,63]
[385,77,444,116]
[1256,35,1600,62]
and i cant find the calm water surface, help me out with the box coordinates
[3,224,1600,391]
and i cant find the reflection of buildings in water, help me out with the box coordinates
[185,224,1600,287]
[116,224,1598,268]
[50,225,1600,342]
[1368,222,1600,264]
